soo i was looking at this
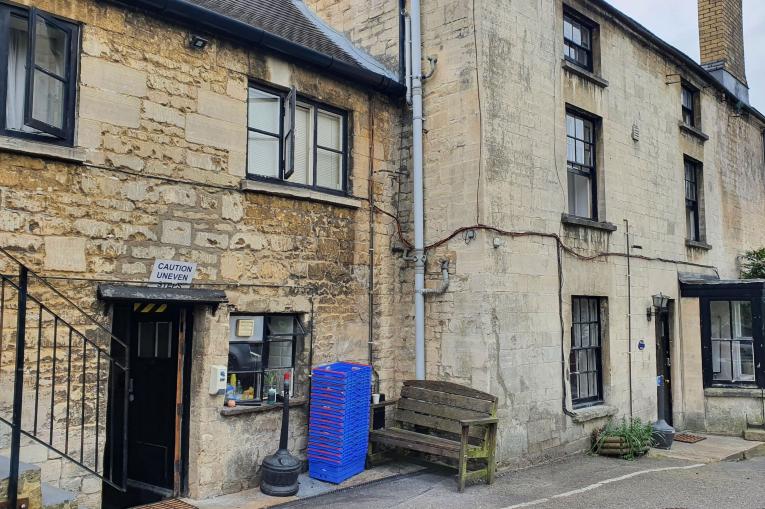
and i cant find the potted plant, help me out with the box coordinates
[265,372,279,404]
[592,417,653,460]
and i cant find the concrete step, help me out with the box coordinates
[0,455,43,509]
[744,427,765,442]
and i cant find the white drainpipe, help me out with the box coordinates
[410,0,426,380]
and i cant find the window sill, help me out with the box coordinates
[240,179,362,209]
[561,213,617,232]
[678,122,709,142]
[561,60,609,88]
[705,387,762,399]
[571,404,617,423]
[686,239,712,250]
[220,398,307,417]
[0,135,86,163]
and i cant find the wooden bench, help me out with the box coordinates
[368,380,498,492]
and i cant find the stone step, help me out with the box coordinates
[41,484,77,509]
[743,427,765,442]
[0,455,43,508]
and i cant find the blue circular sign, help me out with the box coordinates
[637,339,646,351]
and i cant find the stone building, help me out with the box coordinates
[307,0,765,467]
[0,0,409,507]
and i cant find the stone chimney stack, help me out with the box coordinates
[698,0,749,103]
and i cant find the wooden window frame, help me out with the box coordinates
[684,157,702,242]
[563,11,595,72]
[681,82,699,128]
[246,83,349,196]
[0,3,79,145]
[566,108,598,220]
[570,296,604,408]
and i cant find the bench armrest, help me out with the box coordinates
[460,416,498,428]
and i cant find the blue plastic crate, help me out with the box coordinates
[308,457,366,484]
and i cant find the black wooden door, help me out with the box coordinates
[127,304,179,493]
[656,310,673,425]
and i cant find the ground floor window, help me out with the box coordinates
[570,296,604,407]
[227,314,304,405]
[709,300,755,384]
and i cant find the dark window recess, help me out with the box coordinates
[0,5,78,144]
[566,111,597,219]
[681,85,697,127]
[563,14,593,71]
[709,300,756,384]
[685,159,701,242]
[247,84,348,194]
[570,297,604,407]
[226,314,305,405]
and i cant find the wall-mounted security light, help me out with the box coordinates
[647,292,669,322]
[189,34,209,50]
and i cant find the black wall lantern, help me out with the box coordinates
[647,293,669,321]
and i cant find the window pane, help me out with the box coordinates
[156,322,171,359]
[268,316,295,335]
[248,88,280,134]
[734,341,755,381]
[291,105,313,185]
[35,18,67,77]
[263,368,293,399]
[713,340,732,381]
[564,19,573,41]
[575,118,584,139]
[267,340,293,369]
[228,343,263,372]
[580,25,591,49]
[686,208,697,241]
[317,148,342,190]
[32,71,65,129]
[138,322,155,358]
[317,110,342,150]
[566,114,575,137]
[732,301,752,338]
[247,132,279,177]
[234,372,259,402]
[6,15,33,132]
[710,301,731,339]
[568,172,592,217]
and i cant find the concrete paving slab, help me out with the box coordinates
[648,433,765,463]
[184,461,426,509]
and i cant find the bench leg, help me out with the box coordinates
[486,423,497,485]
[458,427,469,492]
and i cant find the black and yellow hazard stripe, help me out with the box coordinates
[133,302,168,313]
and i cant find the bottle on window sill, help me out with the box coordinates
[267,386,277,405]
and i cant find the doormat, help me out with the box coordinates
[673,433,706,443]
[134,499,197,509]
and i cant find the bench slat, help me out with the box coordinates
[403,380,498,403]
[370,429,461,459]
[401,386,494,414]
[395,409,485,439]
[398,397,486,421]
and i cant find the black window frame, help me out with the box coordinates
[0,3,79,146]
[226,313,305,406]
[681,83,698,128]
[684,157,702,242]
[695,289,765,389]
[246,82,349,196]
[566,108,598,220]
[563,11,594,72]
[570,296,604,408]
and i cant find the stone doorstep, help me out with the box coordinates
[648,433,765,464]
[0,455,78,509]
[184,461,426,509]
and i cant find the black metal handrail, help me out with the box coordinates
[0,250,129,509]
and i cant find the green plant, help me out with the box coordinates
[740,248,765,279]
[592,417,654,460]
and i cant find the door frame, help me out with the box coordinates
[655,304,673,425]
[103,302,193,507]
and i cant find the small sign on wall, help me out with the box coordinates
[150,259,197,287]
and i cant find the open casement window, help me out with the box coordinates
[709,301,756,384]
[247,83,347,193]
[226,314,305,406]
[1,5,78,144]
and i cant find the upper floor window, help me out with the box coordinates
[247,84,347,193]
[0,5,79,145]
[681,83,699,127]
[684,158,702,241]
[566,110,597,219]
[564,13,593,71]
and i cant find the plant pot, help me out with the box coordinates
[594,436,649,458]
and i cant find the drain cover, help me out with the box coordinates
[673,433,706,443]
[134,500,197,509]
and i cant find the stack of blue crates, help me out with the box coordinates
[308,362,371,483]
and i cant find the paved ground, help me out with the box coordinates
[276,454,765,509]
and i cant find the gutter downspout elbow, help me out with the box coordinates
[419,261,450,296]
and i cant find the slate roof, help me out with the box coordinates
[185,0,397,80]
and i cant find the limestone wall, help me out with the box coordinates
[0,0,406,505]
